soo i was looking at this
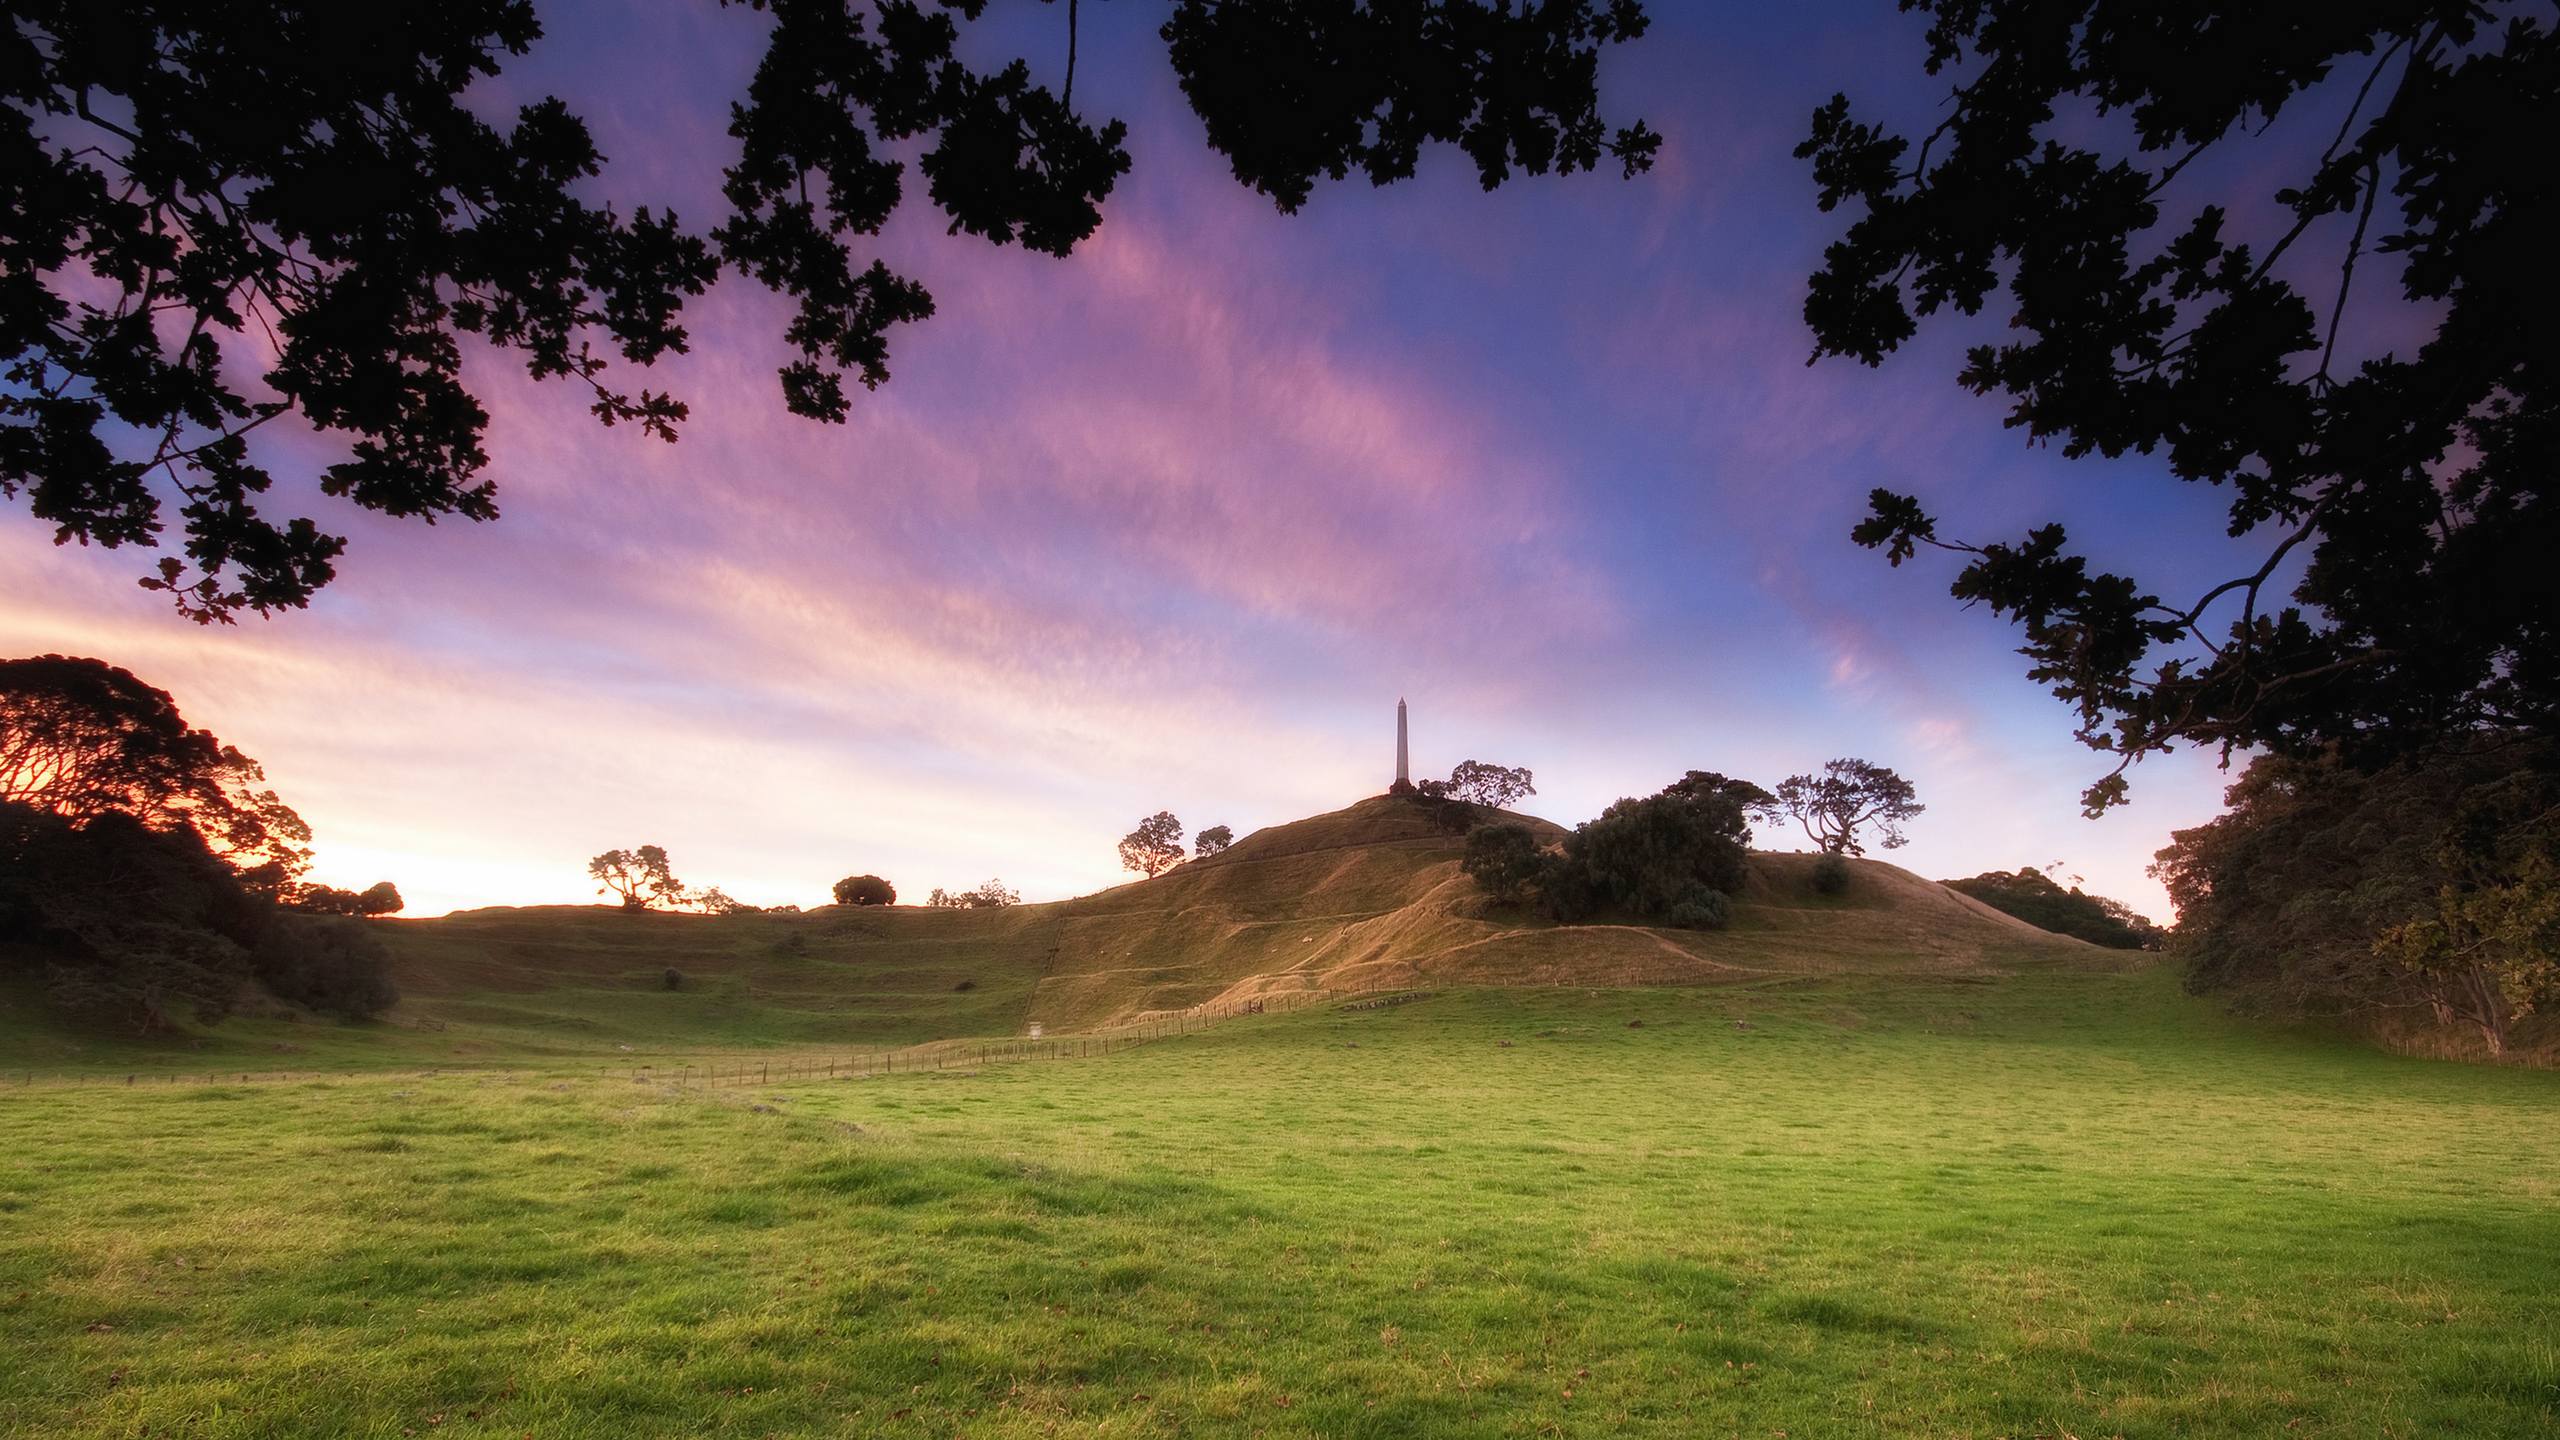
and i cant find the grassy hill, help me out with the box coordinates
[1,794,2106,1074]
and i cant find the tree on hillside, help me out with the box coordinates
[7,1,1658,620]
[1539,792,1746,929]
[1119,812,1185,878]
[589,845,687,912]
[833,874,896,907]
[1769,759,1923,855]
[1444,761,1535,810]
[964,878,1020,908]
[1,655,312,884]
[1461,823,1546,906]
[1945,868,2164,951]
[0,655,396,1029]
[2154,739,2560,1055]
[1801,3,2557,814]
[1193,825,1234,859]
[1661,771,1778,840]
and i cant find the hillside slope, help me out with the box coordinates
[378,794,2109,1042]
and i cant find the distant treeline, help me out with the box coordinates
[1942,870,2164,951]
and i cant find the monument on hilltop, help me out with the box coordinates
[1390,697,1415,794]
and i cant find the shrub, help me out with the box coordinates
[252,913,398,1019]
[953,978,976,992]
[833,874,895,907]
[1811,852,1850,895]
[1462,824,1546,905]
[1664,885,1731,931]
[661,966,684,990]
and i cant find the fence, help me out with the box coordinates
[1,980,1435,1093]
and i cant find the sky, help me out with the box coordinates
[3,1,2284,920]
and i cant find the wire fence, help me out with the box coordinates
[2,978,1434,1093]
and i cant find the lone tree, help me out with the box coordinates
[833,874,895,907]
[1118,812,1185,878]
[1444,761,1535,810]
[589,845,687,912]
[1801,3,2556,813]
[1769,760,1923,856]
[1193,825,1234,859]
[6,1,1657,620]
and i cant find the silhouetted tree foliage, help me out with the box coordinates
[2154,740,2560,1055]
[1408,778,1475,835]
[1,656,311,885]
[286,879,405,917]
[1119,811,1185,878]
[1946,867,2164,950]
[6,0,1656,620]
[1443,761,1535,810]
[925,878,1020,908]
[1803,3,2558,811]
[589,845,685,911]
[1193,824,1234,858]
[1661,770,1778,841]
[0,802,265,1029]
[833,874,896,907]
[1769,759,1923,855]
[1460,823,1546,905]
[1539,792,1746,928]
[252,913,398,1018]
[0,655,393,1028]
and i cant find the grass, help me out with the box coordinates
[4,965,2556,1438]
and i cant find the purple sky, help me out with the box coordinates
[4,1,2264,918]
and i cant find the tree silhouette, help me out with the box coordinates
[1802,3,2557,811]
[6,1,1657,620]
[0,654,311,885]
[833,874,896,907]
[1444,761,1535,810]
[1118,811,1185,878]
[1768,759,1923,856]
[589,845,686,911]
[1193,824,1234,858]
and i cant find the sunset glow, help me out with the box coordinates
[3,1,2248,918]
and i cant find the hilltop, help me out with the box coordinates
[342,795,2104,1051]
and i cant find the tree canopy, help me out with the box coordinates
[5,0,1657,620]
[1192,824,1233,858]
[0,653,392,1028]
[1802,1,2557,811]
[0,654,310,884]
[589,845,687,911]
[833,874,896,907]
[1118,811,1184,878]
[1768,758,1922,855]
[2154,738,2559,1056]
[1443,760,1535,810]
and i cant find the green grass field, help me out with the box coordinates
[5,965,2555,1438]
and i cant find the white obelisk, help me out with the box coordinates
[1395,697,1410,788]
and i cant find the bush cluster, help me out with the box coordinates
[1460,783,1753,931]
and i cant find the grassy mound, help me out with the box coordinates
[2,794,2103,1072]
